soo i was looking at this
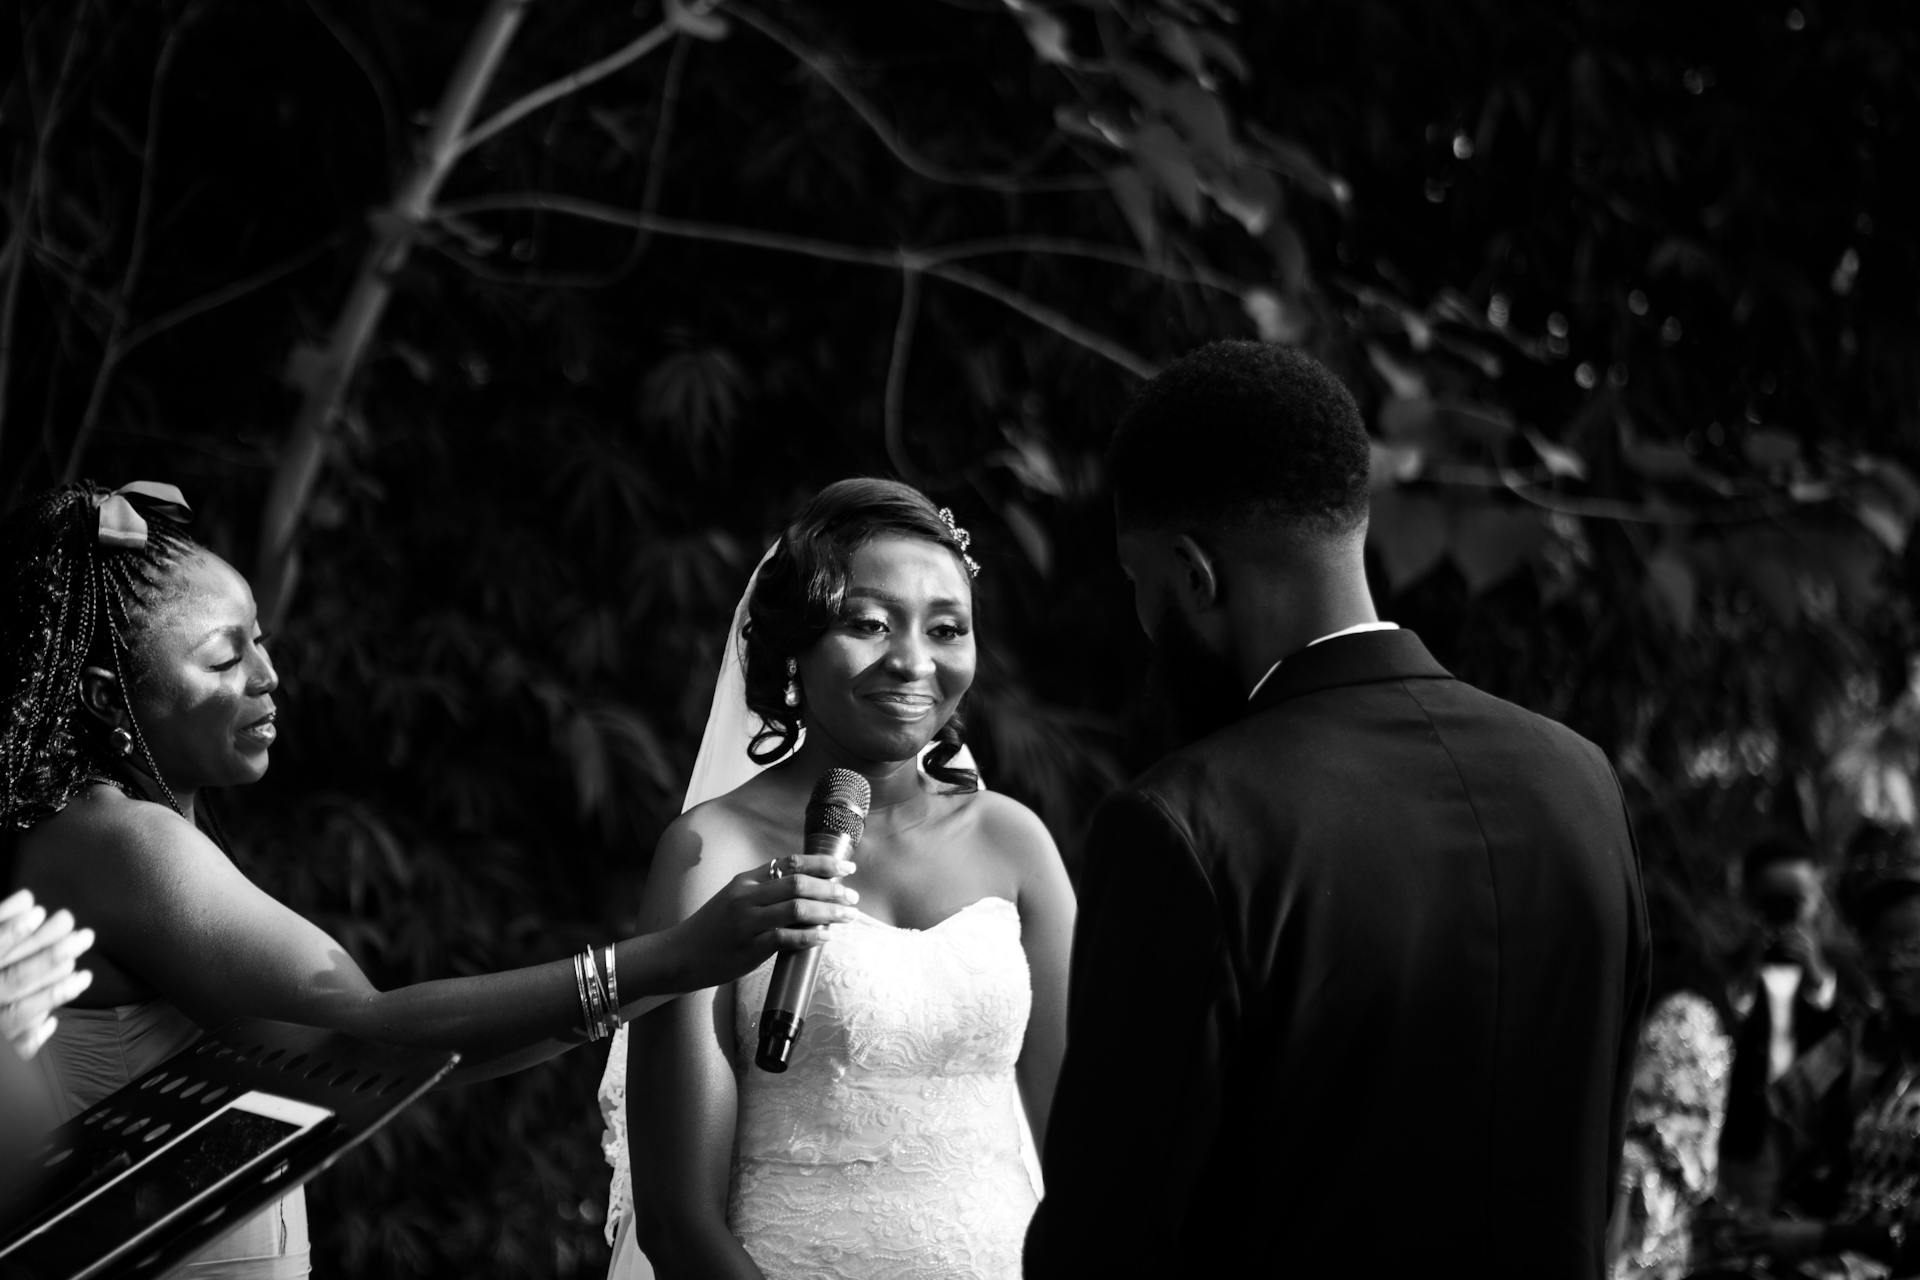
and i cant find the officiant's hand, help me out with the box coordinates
[666,855,859,991]
[0,889,95,1060]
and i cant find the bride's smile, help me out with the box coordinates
[794,533,975,767]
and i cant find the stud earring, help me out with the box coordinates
[109,727,134,758]
[783,657,800,709]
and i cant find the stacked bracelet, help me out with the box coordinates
[571,951,596,1040]
[573,946,622,1042]
[602,944,620,1025]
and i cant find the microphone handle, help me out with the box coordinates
[755,828,856,1073]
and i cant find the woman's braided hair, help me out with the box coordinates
[0,483,202,831]
[743,477,979,791]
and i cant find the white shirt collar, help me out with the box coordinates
[1247,622,1401,701]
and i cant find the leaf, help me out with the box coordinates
[1855,494,1910,554]
[1365,342,1427,400]
[1002,500,1054,576]
[1113,59,1171,114]
[666,0,731,41]
[1133,122,1203,223]
[1436,401,1516,444]
[1054,105,1116,147]
[1644,548,1696,632]
[1867,458,1920,518]
[1165,82,1235,165]
[1743,428,1800,470]
[1525,429,1588,480]
[638,347,747,452]
[1620,431,1701,482]
[1211,166,1280,236]
[996,430,1067,497]
[1648,235,1716,280]
[1263,217,1308,293]
[1369,441,1424,490]
[1367,488,1448,591]
[1241,287,1306,343]
[1245,124,1347,205]
[1105,166,1159,256]
[1152,18,1211,85]
[1012,4,1071,65]
[1449,505,1544,594]
[1737,551,1803,624]
[1190,29,1250,82]
[1378,394,1439,444]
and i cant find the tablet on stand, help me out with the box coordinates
[0,1018,458,1280]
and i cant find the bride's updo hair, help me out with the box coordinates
[744,478,978,790]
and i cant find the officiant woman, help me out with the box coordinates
[0,481,860,1278]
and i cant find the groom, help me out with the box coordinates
[1024,342,1649,1278]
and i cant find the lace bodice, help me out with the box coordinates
[729,894,1036,1279]
[598,894,1037,1280]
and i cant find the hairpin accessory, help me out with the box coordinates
[936,508,981,579]
[784,657,800,708]
[93,481,192,551]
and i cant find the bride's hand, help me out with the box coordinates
[666,856,860,991]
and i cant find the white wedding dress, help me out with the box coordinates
[600,896,1040,1280]
[598,549,1040,1280]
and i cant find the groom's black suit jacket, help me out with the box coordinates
[1025,630,1649,1279]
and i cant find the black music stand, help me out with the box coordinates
[0,1018,457,1280]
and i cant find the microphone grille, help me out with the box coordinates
[805,767,872,840]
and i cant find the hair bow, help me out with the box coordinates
[93,481,192,551]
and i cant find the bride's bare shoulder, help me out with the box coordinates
[943,787,1059,871]
[658,774,795,878]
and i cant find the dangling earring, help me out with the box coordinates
[784,657,800,709]
[109,726,134,757]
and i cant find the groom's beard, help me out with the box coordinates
[1142,605,1246,747]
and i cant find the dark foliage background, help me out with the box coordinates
[5,0,1920,1273]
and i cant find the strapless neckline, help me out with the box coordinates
[849,894,1016,934]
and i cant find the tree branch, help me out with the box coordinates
[437,192,1158,377]
[726,3,1104,195]
[117,229,345,357]
[64,1,205,483]
[486,28,695,291]
[441,192,904,269]
[258,0,536,627]
[1413,462,1830,528]
[919,234,1245,294]
[456,7,695,157]
[923,262,1157,379]
[883,268,928,485]
[0,0,92,471]
[302,0,403,168]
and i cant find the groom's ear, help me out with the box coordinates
[1169,534,1221,612]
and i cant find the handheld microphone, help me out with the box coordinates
[756,767,871,1073]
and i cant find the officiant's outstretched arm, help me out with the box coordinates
[1026,343,1648,1278]
[0,482,860,1079]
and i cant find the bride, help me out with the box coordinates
[597,478,1075,1279]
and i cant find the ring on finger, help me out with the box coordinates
[765,858,785,881]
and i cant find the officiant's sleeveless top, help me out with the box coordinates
[36,1000,311,1278]
[729,895,1036,1280]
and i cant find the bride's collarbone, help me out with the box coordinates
[839,840,1014,933]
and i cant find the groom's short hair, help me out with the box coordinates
[1110,341,1370,541]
